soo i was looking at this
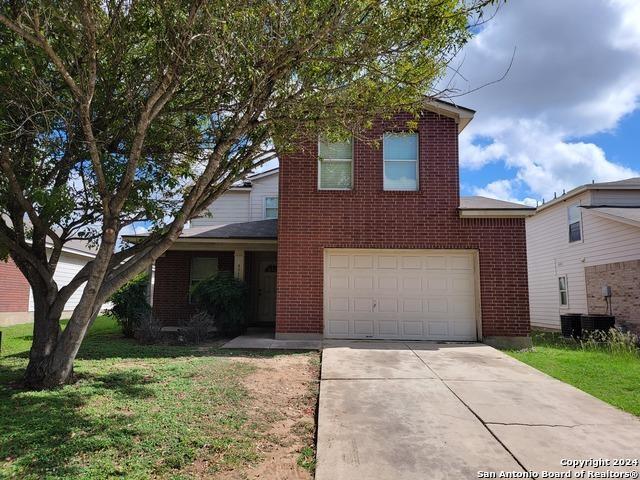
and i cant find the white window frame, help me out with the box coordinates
[317,137,353,191]
[558,275,569,308]
[189,257,219,303]
[383,132,419,191]
[567,204,583,243]
[264,196,278,219]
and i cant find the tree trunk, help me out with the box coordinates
[23,306,101,389]
[23,290,64,388]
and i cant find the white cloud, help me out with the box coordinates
[472,179,537,207]
[448,0,640,202]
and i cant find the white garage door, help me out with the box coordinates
[324,249,478,341]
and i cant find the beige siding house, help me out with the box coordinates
[526,178,640,332]
[191,168,279,227]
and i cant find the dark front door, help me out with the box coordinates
[257,259,277,324]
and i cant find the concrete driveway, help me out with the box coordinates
[316,341,640,480]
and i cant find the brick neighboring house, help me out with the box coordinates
[128,100,536,346]
[526,178,640,333]
[0,240,99,326]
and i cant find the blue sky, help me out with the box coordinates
[461,109,640,203]
[451,0,640,206]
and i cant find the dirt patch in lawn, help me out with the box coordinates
[189,351,320,479]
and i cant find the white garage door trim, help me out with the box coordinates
[323,249,481,341]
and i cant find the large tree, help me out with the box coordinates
[0,0,495,388]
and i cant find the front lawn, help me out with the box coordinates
[507,331,640,417]
[0,317,319,479]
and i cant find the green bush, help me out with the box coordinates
[108,273,151,338]
[190,271,248,336]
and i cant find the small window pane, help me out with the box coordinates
[569,222,581,242]
[191,257,218,282]
[265,197,277,208]
[568,205,581,224]
[558,277,566,291]
[384,161,417,190]
[560,291,568,306]
[384,133,417,160]
[319,139,352,160]
[320,160,352,189]
[265,208,278,219]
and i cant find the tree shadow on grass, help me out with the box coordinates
[0,369,156,479]
[75,333,313,361]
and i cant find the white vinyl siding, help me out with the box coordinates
[29,251,92,313]
[383,133,418,191]
[191,171,279,226]
[191,190,250,227]
[249,173,279,220]
[526,190,640,329]
[590,190,640,206]
[264,196,278,219]
[318,138,353,190]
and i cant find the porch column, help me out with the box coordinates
[234,249,245,281]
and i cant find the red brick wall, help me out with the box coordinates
[153,250,234,325]
[276,111,530,338]
[0,258,30,313]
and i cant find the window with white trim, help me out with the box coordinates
[265,196,278,219]
[383,132,418,191]
[190,257,218,301]
[568,204,582,242]
[318,137,353,190]
[558,275,568,307]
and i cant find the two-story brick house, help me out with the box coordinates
[129,100,535,346]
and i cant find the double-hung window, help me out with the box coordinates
[568,204,582,242]
[383,133,418,191]
[190,257,218,301]
[265,196,278,219]
[318,137,353,190]
[558,276,568,307]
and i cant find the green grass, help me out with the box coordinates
[0,317,315,479]
[507,331,640,417]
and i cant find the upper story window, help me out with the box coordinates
[318,137,353,190]
[568,204,582,242]
[383,133,418,191]
[265,196,278,219]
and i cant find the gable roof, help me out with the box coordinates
[424,98,475,133]
[459,196,532,210]
[458,196,535,218]
[537,177,640,212]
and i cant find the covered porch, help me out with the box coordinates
[149,219,278,329]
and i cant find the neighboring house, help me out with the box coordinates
[128,100,536,346]
[0,240,98,326]
[526,178,640,332]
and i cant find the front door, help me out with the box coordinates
[257,259,277,324]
